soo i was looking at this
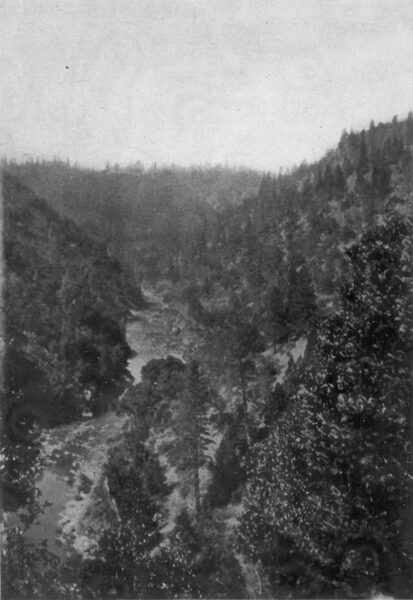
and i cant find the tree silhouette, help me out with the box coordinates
[161,361,213,515]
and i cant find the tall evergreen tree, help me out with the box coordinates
[239,210,413,597]
[334,163,346,193]
[162,361,213,515]
[357,131,370,181]
[324,163,335,195]
[406,111,413,146]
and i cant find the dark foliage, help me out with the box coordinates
[1,173,144,516]
[205,409,248,509]
[3,173,140,424]
[239,211,413,597]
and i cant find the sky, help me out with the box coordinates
[1,0,413,172]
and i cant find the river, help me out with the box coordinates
[23,288,188,557]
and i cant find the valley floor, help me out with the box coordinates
[23,286,195,558]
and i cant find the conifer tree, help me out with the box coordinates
[162,361,213,515]
[324,163,334,194]
[357,131,370,181]
[368,119,376,152]
[406,111,413,146]
[239,210,413,597]
[334,163,346,193]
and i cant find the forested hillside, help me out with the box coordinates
[2,114,412,599]
[179,114,413,333]
[4,161,261,281]
[2,172,145,513]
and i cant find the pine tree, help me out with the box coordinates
[239,210,413,597]
[315,166,324,192]
[258,174,273,204]
[285,261,316,333]
[357,131,370,181]
[324,163,334,195]
[406,111,413,146]
[371,163,391,198]
[342,153,354,178]
[368,119,377,154]
[205,407,248,508]
[334,163,346,193]
[162,361,213,515]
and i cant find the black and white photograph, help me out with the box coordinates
[1,1,412,598]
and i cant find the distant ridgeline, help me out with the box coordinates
[4,160,262,281]
[2,172,145,433]
[174,113,413,342]
[5,114,413,337]
[2,115,412,419]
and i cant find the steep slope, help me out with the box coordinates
[180,114,413,327]
[1,172,145,514]
[4,162,262,281]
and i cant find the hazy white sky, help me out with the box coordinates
[1,0,413,171]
